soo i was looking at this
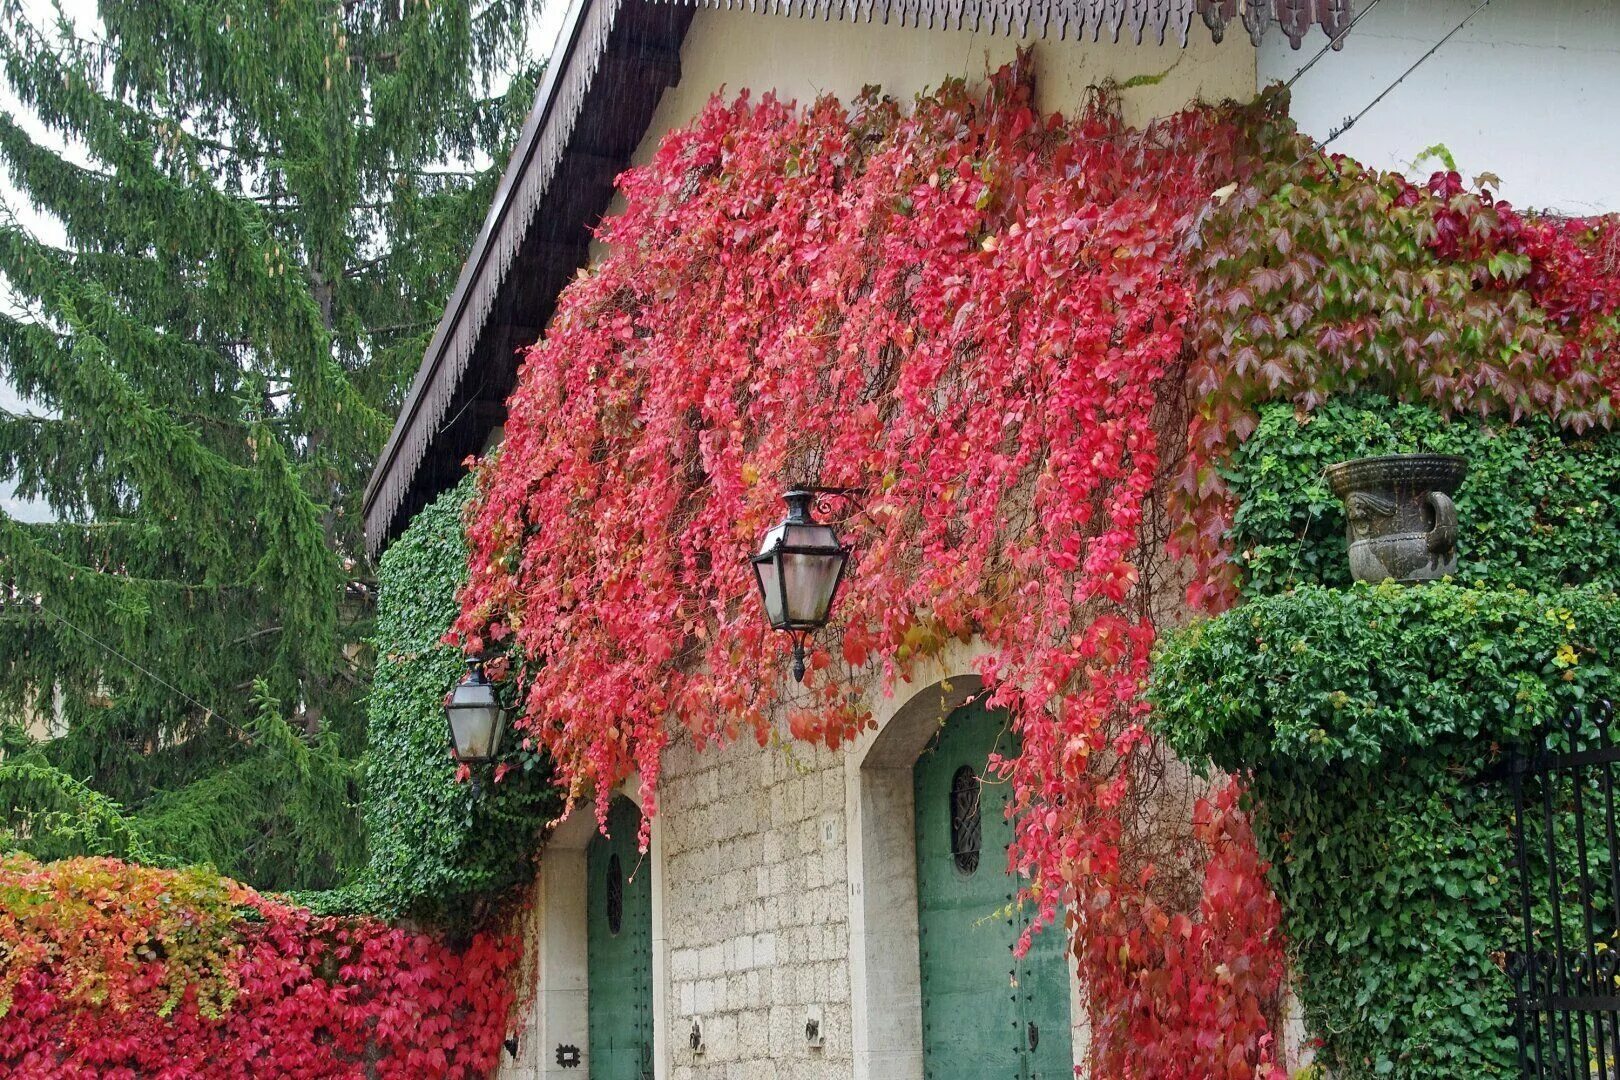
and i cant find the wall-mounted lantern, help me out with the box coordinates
[751,489,852,682]
[444,658,508,766]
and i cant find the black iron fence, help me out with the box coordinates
[1508,701,1620,1080]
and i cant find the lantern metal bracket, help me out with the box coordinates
[799,485,867,524]
[795,487,867,682]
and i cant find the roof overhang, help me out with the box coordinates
[363,0,1354,555]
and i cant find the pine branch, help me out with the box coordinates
[0,0,543,892]
[0,760,153,861]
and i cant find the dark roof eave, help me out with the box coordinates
[361,0,606,545]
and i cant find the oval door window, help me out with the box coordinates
[949,764,982,875]
[606,852,624,935]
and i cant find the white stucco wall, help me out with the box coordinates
[634,10,1257,170]
[1260,0,1620,216]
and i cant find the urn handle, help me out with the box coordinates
[1425,490,1458,555]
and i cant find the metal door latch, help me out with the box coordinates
[805,1005,825,1049]
[689,1020,706,1055]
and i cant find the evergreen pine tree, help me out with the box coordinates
[0,0,540,890]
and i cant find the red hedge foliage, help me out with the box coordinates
[0,855,516,1079]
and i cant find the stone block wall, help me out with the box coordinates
[495,647,1104,1080]
[490,640,1327,1080]
[658,726,853,1080]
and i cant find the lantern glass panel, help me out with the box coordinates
[446,680,506,762]
[753,550,787,628]
[754,521,789,626]
[753,518,846,630]
[782,547,844,624]
[780,521,846,624]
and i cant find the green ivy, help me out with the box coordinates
[1152,395,1620,1077]
[1225,395,1620,598]
[1157,581,1618,774]
[1154,581,1620,1078]
[311,479,558,926]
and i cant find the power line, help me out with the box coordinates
[1284,0,1386,90]
[1322,0,1494,149]
[29,601,248,738]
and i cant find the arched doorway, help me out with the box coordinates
[587,797,653,1080]
[914,698,1072,1080]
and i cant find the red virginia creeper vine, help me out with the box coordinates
[455,58,1620,1075]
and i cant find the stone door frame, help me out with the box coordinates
[528,779,669,1080]
[844,642,1087,1080]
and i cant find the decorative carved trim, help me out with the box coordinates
[364,0,625,555]
[1197,0,1355,49]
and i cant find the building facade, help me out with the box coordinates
[363,3,1620,1078]
[1262,0,1620,217]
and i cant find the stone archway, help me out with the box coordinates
[844,644,1086,1080]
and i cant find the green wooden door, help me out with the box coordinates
[915,699,1072,1080]
[587,797,653,1080]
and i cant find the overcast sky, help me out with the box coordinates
[0,0,566,523]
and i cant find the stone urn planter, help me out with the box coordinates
[1324,454,1468,583]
